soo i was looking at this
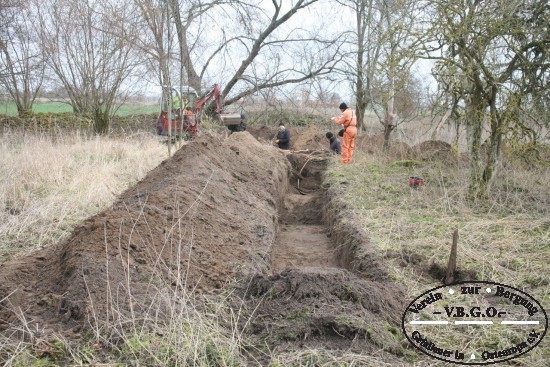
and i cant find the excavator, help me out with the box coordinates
[156,83,246,139]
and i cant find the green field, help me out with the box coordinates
[0,101,158,116]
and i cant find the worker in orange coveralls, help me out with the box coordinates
[331,102,357,164]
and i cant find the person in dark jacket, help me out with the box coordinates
[275,122,290,149]
[326,131,342,154]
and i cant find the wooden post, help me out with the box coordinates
[445,229,458,285]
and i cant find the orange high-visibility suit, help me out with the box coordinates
[332,108,357,164]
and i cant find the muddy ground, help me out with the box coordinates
[0,125,451,363]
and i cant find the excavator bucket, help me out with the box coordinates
[218,113,243,126]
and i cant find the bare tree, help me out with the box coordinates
[133,0,177,96]
[371,72,427,148]
[339,0,424,145]
[219,0,345,106]
[135,0,344,116]
[339,0,381,131]
[371,0,425,151]
[427,0,549,200]
[0,1,45,116]
[167,0,224,95]
[36,0,140,133]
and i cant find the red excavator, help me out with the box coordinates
[156,83,245,139]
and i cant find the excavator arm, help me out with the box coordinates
[157,83,244,138]
[194,84,244,130]
[194,84,222,115]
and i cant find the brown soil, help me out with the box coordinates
[356,134,412,158]
[236,147,408,359]
[411,140,459,163]
[247,124,330,153]
[0,132,290,334]
[246,125,278,145]
[239,269,407,361]
[384,249,479,283]
[0,124,420,363]
[291,124,329,152]
[271,150,335,273]
[271,225,337,272]
[425,261,478,283]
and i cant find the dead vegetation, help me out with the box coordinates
[0,121,548,366]
[324,144,549,366]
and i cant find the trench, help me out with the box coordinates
[246,152,406,360]
[271,153,339,273]
[270,152,390,281]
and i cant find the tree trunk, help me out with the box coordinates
[1,41,36,117]
[93,109,110,134]
[356,76,366,133]
[169,0,202,94]
[16,106,32,117]
[382,90,395,153]
[355,0,366,133]
[482,133,502,187]
[482,90,505,191]
[465,95,487,201]
[161,67,172,157]
[383,121,394,152]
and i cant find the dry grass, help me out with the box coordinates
[1,122,548,366]
[324,148,549,366]
[0,129,167,262]
[0,181,250,367]
[2,265,247,367]
[269,349,409,367]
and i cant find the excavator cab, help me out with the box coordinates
[156,86,199,138]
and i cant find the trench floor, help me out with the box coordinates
[270,155,339,273]
[271,224,337,272]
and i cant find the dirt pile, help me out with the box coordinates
[0,132,290,333]
[412,140,457,163]
[355,134,412,158]
[291,124,329,152]
[239,269,406,356]
[247,124,330,153]
[1,126,411,364]
[246,125,277,145]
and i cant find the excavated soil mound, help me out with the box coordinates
[239,269,406,355]
[291,124,329,152]
[0,132,290,334]
[412,140,457,163]
[246,125,329,152]
[355,134,412,158]
[1,126,410,364]
[246,125,277,144]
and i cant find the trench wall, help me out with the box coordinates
[322,184,391,282]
